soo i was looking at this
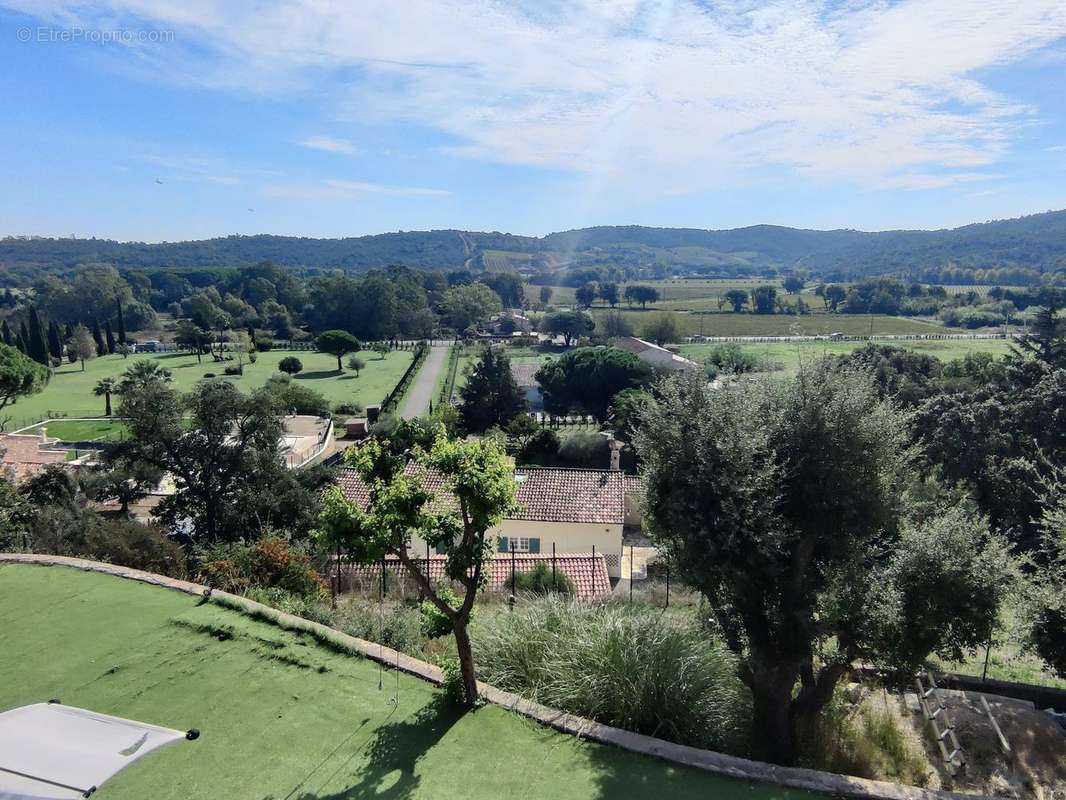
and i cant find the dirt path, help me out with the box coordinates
[401,344,450,419]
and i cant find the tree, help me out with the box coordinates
[641,312,679,345]
[347,355,366,376]
[1,320,12,348]
[599,283,620,308]
[624,285,659,309]
[174,320,211,364]
[782,274,805,294]
[824,284,847,312]
[750,285,777,314]
[82,459,163,516]
[0,343,50,422]
[90,317,106,357]
[116,299,127,344]
[118,359,173,393]
[601,310,633,338]
[535,347,652,420]
[607,388,654,444]
[538,310,594,346]
[67,325,96,371]
[723,289,748,313]
[373,343,390,360]
[539,286,553,307]
[439,283,502,332]
[575,282,597,308]
[114,379,285,542]
[279,356,303,376]
[104,320,116,354]
[481,272,524,308]
[27,307,49,366]
[316,330,361,372]
[94,377,118,416]
[47,321,63,361]
[318,432,518,705]
[635,366,1010,763]
[459,347,528,433]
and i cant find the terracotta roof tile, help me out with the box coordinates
[339,553,611,600]
[509,363,541,387]
[337,465,642,525]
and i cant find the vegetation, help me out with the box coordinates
[458,347,527,433]
[315,329,361,371]
[536,347,652,420]
[0,341,49,422]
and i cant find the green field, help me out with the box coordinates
[0,563,817,800]
[4,349,414,429]
[25,418,128,442]
[679,338,1014,374]
[448,345,552,400]
[592,310,944,338]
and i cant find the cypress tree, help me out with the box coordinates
[47,321,63,359]
[64,323,74,340]
[104,320,116,354]
[1,319,11,346]
[14,333,26,354]
[28,308,49,365]
[91,318,106,356]
[116,300,127,344]
[19,321,30,354]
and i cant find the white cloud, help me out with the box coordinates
[297,136,359,155]
[265,178,450,199]
[10,0,1066,194]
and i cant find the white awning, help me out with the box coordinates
[0,703,193,799]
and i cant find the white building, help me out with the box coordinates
[614,337,700,372]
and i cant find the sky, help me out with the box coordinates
[2,0,1066,242]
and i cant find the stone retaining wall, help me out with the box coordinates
[0,553,975,800]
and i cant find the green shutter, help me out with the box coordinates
[529,538,540,554]
[497,536,508,553]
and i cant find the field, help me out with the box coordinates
[3,349,415,430]
[679,338,1014,374]
[25,418,128,442]
[0,563,819,800]
[447,345,552,400]
[591,309,944,338]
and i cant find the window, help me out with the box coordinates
[510,537,530,553]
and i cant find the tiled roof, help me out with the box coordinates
[0,434,71,483]
[337,465,641,525]
[509,363,541,387]
[339,553,612,599]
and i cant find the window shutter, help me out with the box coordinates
[529,538,540,554]
[434,543,447,555]
[497,536,508,553]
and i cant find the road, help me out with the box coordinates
[401,344,450,419]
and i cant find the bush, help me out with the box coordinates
[82,518,186,577]
[511,562,574,595]
[264,374,330,416]
[224,364,243,376]
[334,600,424,653]
[196,537,327,601]
[557,431,609,468]
[421,585,462,639]
[253,332,274,351]
[473,596,750,752]
[245,587,334,625]
[517,428,560,465]
[333,401,365,416]
[248,352,258,364]
[203,372,216,378]
[278,356,303,376]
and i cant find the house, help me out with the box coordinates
[509,363,543,411]
[615,336,700,372]
[337,464,643,579]
[488,309,533,336]
[0,430,89,483]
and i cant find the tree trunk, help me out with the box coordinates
[337,353,342,371]
[452,618,479,706]
[748,669,800,765]
[104,394,112,416]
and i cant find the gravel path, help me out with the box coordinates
[401,344,450,419]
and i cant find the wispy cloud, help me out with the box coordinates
[266,178,450,200]
[11,1,1066,195]
[298,135,359,155]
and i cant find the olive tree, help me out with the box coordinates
[635,364,1011,764]
[317,432,517,705]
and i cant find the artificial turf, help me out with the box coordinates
[0,564,818,800]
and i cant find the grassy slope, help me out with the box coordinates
[680,338,1014,373]
[6,349,414,428]
[0,564,816,800]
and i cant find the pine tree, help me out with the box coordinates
[458,346,528,433]
[116,299,127,345]
[47,321,63,360]
[27,307,49,365]
[20,320,30,352]
[104,320,116,354]
[90,318,106,357]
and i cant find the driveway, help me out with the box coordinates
[401,344,450,419]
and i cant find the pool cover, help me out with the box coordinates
[0,702,195,799]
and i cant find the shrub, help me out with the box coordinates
[511,562,574,595]
[203,372,216,378]
[245,587,334,625]
[278,356,303,376]
[81,518,186,577]
[473,596,750,752]
[557,431,609,468]
[248,351,258,364]
[224,364,242,376]
[334,600,424,653]
[264,374,330,416]
[333,401,365,416]
[253,332,274,351]
[196,537,327,601]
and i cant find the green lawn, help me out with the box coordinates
[5,349,414,429]
[25,418,128,442]
[0,564,817,800]
[591,310,945,338]
[680,338,1014,374]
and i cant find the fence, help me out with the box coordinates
[380,342,429,413]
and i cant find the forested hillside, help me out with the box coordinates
[3,210,1066,285]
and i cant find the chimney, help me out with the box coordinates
[607,437,622,471]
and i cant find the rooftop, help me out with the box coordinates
[509,363,542,387]
[337,464,640,525]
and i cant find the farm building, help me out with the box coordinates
[615,336,700,372]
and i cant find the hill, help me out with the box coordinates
[3,210,1066,283]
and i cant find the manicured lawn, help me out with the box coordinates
[592,310,946,338]
[680,338,1014,374]
[4,349,414,429]
[24,418,128,442]
[0,564,817,800]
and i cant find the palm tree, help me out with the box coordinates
[118,360,173,394]
[93,377,118,416]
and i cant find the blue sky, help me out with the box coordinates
[2,1,1066,242]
